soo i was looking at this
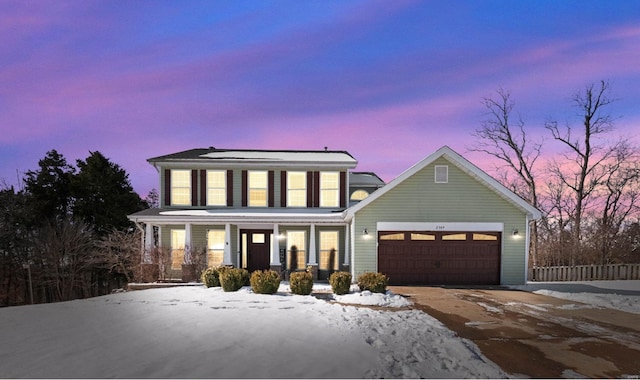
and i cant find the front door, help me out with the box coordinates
[244,230,271,272]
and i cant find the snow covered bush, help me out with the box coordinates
[357,272,388,294]
[289,271,313,295]
[329,271,352,295]
[219,268,248,292]
[201,267,222,287]
[250,270,281,294]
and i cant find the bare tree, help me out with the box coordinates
[591,142,640,264]
[545,80,620,265]
[469,88,543,265]
[93,228,142,286]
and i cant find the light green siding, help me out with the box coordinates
[353,157,529,284]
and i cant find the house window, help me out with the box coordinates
[435,165,448,183]
[170,229,186,270]
[320,172,339,207]
[287,231,306,271]
[350,189,369,201]
[248,171,268,207]
[207,170,226,206]
[287,171,306,207]
[207,229,225,267]
[319,231,339,271]
[171,170,191,206]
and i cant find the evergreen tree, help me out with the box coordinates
[72,151,146,236]
[23,150,75,223]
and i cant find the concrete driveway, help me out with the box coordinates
[390,286,640,378]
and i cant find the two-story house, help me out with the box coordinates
[128,146,541,285]
[128,148,361,281]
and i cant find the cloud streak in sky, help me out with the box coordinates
[1,1,639,194]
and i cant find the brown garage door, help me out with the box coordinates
[378,231,501,285]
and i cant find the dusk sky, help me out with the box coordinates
[1,0,639,196]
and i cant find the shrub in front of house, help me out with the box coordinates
[250,270,281,294]
[219,268,249,292]
[357,272,389,294]
[329,271,352,295]
[201,267,221,288]
[289,271,313,295]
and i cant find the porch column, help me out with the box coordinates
[184,223,192,263]
[343,224,350,266]
[143,223,154,263]
[271,224,280,265]
[222,223,233,265]
[308,224,317,265]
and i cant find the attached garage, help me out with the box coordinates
[347,146,542,286]
[377,231,501,285]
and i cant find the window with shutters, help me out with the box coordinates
[171,170,191,206]
[206,170,226,206]
[320,172,339,207]
[287,171,306,207]
[248,171,268,207]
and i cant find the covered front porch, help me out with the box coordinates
[130,208,353,282]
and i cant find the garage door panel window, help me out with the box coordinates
[473,233,498,241]
[411,233,436,241]
[380,232,405,241]
[442,233,467,241]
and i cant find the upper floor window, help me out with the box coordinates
[171,170,191,206]
[207,170,226,206]
[248,170,268,207]
[350,189,369,201]
[320,172,339,207]
[287,171,306,207]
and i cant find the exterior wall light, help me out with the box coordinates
[512,229,519,237]
[363,228,369,236]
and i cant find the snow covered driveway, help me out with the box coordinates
[392,283,640,378]
[0,285,507,378]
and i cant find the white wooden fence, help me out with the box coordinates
[529,263,640,282]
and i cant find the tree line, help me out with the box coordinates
[0,150,152,306]
[470,80,640,268]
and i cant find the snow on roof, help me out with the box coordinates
[148,148,357,167]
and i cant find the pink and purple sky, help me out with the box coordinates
[1,0,639,196]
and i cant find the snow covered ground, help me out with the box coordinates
[0,283,507,379]
[511,280,640,314]
[1,280,638,378]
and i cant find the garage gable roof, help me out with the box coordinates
[346,145,542,219]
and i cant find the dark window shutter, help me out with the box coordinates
[191,170,198,206]
[340,171,347,208]
[313,171,320,207]
[226,170,233,207]
[268,170,275,207]
[164,169,171,206]
[280,171,287,207]
[241,170,248,207]
[200,170,207,206]
[306,171,313,207]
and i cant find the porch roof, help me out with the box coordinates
[128,207,348,225]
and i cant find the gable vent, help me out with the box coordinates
[435,165,448,183]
